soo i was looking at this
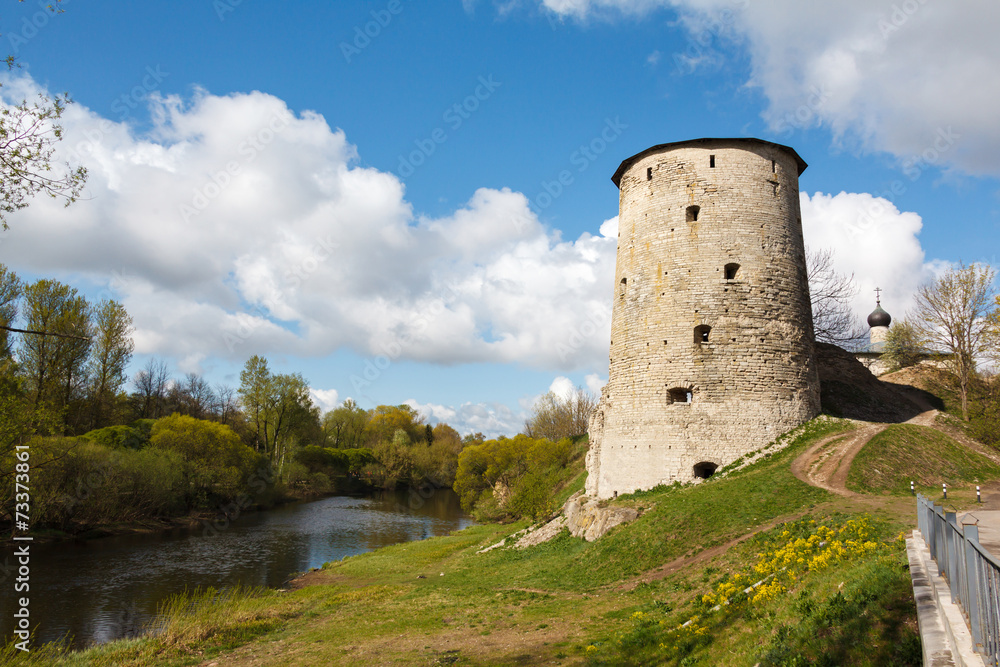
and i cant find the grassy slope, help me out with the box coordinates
[847,423,1000,495]
[14,417,916,667]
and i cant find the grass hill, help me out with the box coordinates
[847,423,1000,495]
[6,362,996,666]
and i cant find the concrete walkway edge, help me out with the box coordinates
[907,531,985,667]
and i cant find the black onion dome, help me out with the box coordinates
[867,305,891,328]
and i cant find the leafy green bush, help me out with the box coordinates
[130,418,155,441]
[81,424,148,450]
[454,434,576,521]
[342,448,377,473]
[0,436,185,530]
[150,414,264,507]
[294,445,347,473]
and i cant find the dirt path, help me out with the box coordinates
[791,426,882,496]
[791,395,985,498]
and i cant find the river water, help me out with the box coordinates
[0,488,472,649]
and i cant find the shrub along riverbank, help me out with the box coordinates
[0,414,429,540]
[5,415,934,666]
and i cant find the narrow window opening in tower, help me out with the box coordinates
[771,159,776,173]
[619,277,627,298]
[724,263,740,280]
[668,387,692,404]
[709,155,715,168]
[686,205,700,222]
[647,167,652,180]
[693,462,718,479]
[695,325,711,343]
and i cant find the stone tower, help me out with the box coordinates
[586,138,821,499]
[867,292,892,347]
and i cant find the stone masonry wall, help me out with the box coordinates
[587,140,821,499]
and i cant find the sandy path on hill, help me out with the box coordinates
[790,426,885,496]
[791,394,977,497]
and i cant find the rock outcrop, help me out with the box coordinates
[563,492,638,542]
[513,516,567,549]
[479,491,640,552]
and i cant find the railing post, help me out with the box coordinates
[925,495,932,547]
[947,512,959,598]
[985,558,999,666]
[918,494,926,540]
[935,504,947,576]
[965,524,985,654]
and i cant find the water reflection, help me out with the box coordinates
[0,488,472,649]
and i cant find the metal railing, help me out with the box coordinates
[917,493,1000,665]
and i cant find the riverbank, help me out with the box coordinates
[0,475,385,546]
[1,488,473,652]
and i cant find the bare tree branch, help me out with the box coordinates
[807,247,868,347]
[0,324,90,340]
[912,262,997,421]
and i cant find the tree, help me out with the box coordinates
[453,434,573,519]
[239,355,271,452]
[213,383,240,426]
[365,404,425,445]
[165,373,216,420]
[433,423,462,448]
[322,398,369,449]
[132,357,170,419]
[523,388,596,441]
[368,429,416,487]
[418,422,466,486]
[268,372,319,474]
[0,264,22,359]
[462,432,485,446]
[0,2,87,229]
[807,247,867,346]
[149,414,260,507]
[881,320,922,373]
[987,295,1000,366]
[238,355,319,475]
[18,278,91,426]
[86,299,134,429]
[912,263,998,421]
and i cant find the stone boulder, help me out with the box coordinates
[564,491,638,542]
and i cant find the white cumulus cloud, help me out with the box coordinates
[0,75,616,374]
[310,388,341,413]
[800,191,931,322]
[548,376,575,401]
[535,0,1000,176]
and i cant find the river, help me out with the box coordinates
[0,488,472,649]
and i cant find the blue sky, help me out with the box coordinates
[2,0,998,436]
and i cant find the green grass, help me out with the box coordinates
[847,423,1000,495]
[0,585,305,667]
[581,515,920,666]
[11,416,926,666]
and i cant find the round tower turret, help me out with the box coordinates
[586,138,821,499]
[867,293,892,346]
